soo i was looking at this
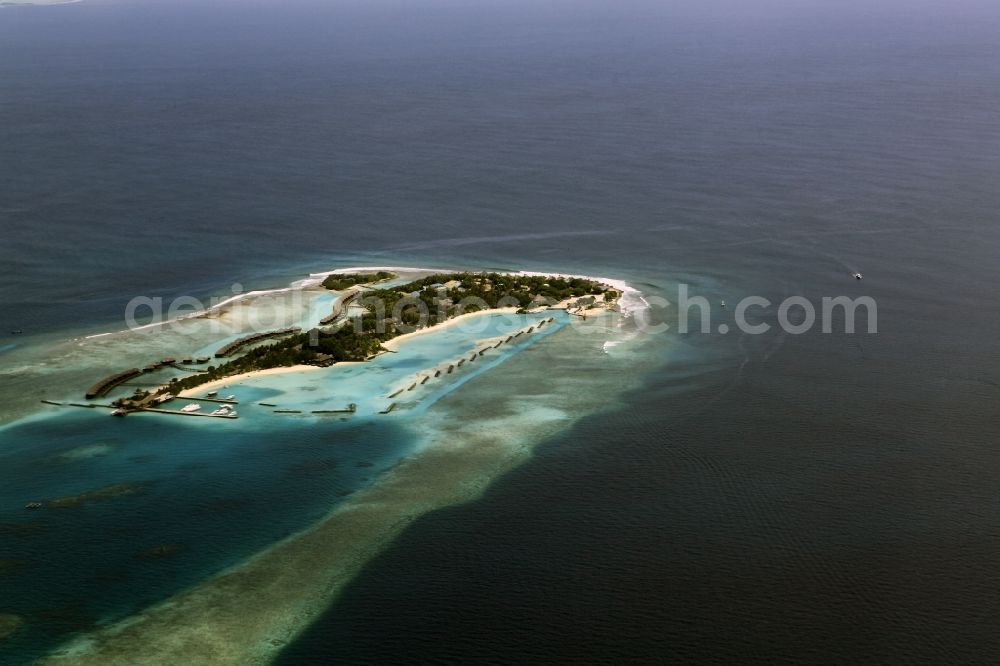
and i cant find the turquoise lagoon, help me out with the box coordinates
[0,268,650,662]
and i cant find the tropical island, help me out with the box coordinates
[100,272,616,407]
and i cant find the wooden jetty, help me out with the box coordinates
[186,396,239,405]
[312,404,357,414]
[274,409,302,414]
[41,400,63,406]
[320,287,362,325]
[86,368,142,399]
[215,327,301,358]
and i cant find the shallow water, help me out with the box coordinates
[0,266,652,661]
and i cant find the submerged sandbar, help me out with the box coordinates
[40,283,647,665]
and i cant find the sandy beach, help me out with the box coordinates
[381,307,521,352]
[176,365,321,397]
[174,308,534,399]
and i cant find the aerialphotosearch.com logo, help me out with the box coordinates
[122,283,877,338]
[633,285,877,335]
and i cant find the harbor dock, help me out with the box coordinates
[139,407,237,419]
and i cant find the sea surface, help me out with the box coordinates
[2,0,1000,662]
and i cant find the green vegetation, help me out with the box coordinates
[164,273,610,395]
[321,271,395,291]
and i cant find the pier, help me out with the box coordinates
[320,287,362,325]
[139,407,237,419]
[86,369,142,399]
[214,327,301,358]
[311,403,357,414]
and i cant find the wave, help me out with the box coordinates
[372,230,616,254]
[510,269,648,317]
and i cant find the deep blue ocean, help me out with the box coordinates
[3,0,1000,662]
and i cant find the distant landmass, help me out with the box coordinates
[0,0,80,6]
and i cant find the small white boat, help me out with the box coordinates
[210,407,231,416]
[111,408,127,417]
[205,391,218,398]
[180,403,202,413]
[223,395,236,401]
[853,272,863,280]
[155,393,174,404]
